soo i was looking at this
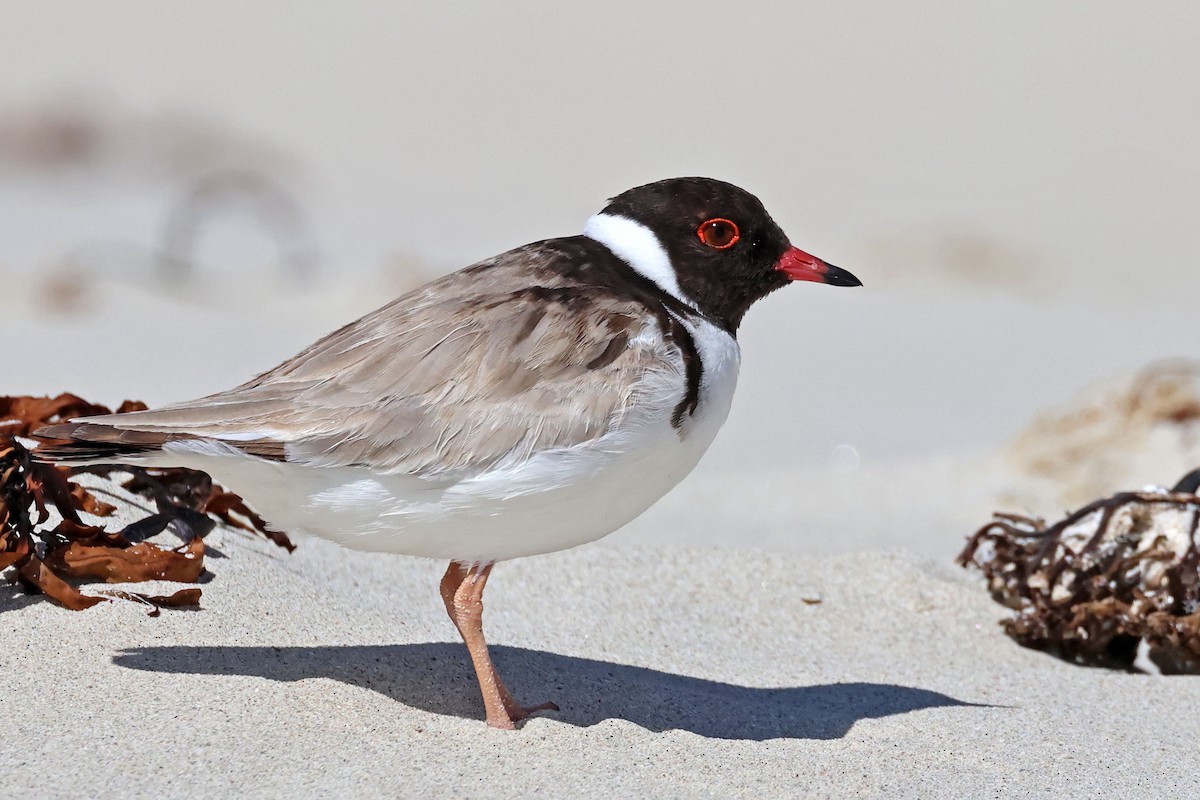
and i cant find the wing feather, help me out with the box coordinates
[52,248,679,476]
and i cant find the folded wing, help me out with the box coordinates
[37,250,677,477]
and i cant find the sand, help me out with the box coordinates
[4,272,1200,797]
[5,522,1199,798]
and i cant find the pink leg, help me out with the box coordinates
[439,561,558,729]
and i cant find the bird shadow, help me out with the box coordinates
[112,643,988,740]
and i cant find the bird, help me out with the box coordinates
[36,177,861,728]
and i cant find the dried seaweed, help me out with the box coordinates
[0,393,295,612]
[959,472,1200,673]
[44,537,206,583]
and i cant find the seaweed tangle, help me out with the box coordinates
[959,469,1200,674]
[0,394,293,613]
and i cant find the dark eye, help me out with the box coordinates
[697,218,740,249]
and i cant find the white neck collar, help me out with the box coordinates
[582,212,695,309]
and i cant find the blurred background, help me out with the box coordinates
[3,1,1198,556]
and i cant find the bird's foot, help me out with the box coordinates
[486,698,559,730]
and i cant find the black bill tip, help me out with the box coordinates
[823,264,863,287]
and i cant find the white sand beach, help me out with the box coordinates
[4,3,1200,796]
[6,517,1200,798]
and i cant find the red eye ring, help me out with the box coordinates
[697,218,740,249]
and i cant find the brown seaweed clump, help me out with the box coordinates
[0,393,293,613]
[959,470,1200,674]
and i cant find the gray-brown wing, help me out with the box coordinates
[60,256,677,475]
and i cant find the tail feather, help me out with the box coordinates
[32,421,286,465]
[32,422,167,465]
